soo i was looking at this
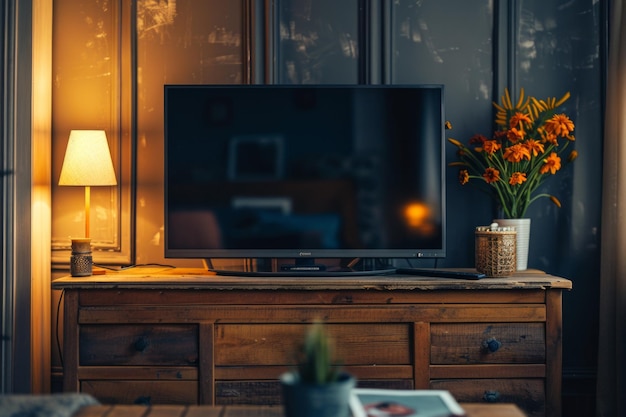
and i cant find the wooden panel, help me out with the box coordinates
[216,381,282,406]
[81,380,198,405]
[185,407,223,417]
[413,321,431,388]
[73,406,114,417]
[214,379,413,406]
[74,405,218,417]
[73,406,218,417]
[80,324,198,366]
[127,405,186,417]
[354,380,414,390]
[199,322,215,405]
[214,323,410,366]
[77,366,197,380]
[431,323,545,364]
[76,288,547,306]
[78,304,546,324]
[53,268,572,291]
[431,379,545,417]
[215,364,413,380]
[544,290,563,417]
[63,290,80,392]
[431,364,545,379]
[461,403,528,417]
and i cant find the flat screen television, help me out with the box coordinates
[164,84,446,275]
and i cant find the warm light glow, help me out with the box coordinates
[404,202,430,227]
[58,130,117,186]
[59,130,117,238]
[403,202,437,236]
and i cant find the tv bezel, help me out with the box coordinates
[164,83,446,267]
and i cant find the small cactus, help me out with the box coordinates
[297,321,340,384]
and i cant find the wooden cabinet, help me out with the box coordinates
[52,268,571,417]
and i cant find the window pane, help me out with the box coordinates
[135,0,244,263]
[391,0,493,97]
[278,0,359,84]
[52,0,122,253]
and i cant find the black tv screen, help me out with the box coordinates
[164,84,446,274]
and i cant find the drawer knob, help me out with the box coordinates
[134,336,149,352]
[483,390,500,403]
[134,396,152,405]
[482,337,502,352]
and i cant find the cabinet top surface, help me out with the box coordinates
[52,267,572,291]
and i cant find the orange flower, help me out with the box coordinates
[540,152,562,174]
[483,167,500,184]
[448,138,463,147]
[509,112,532,129]
[509,172,527,185]
[550,196,562,208]
[493,130,508,142]
[544,114,575,137]
[543,131,559,145]
[448,88,577,219]
[525,139,545,157]
[459,169,469,185]
[469,134,488,145]
[507,127,525,143]
[449,161,466,167]
[482,140,501,156]
[503,143,531,163]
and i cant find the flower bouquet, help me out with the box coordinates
[448,88,577,219]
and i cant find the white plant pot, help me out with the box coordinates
[493,218,531,271]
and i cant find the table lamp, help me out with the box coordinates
[59,130,117,276]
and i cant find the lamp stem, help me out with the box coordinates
[85,186,91,238]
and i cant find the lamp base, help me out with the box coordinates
[70,238,92,277]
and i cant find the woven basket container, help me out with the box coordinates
[475,227,517,277]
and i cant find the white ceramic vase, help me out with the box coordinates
[492,218,531,271]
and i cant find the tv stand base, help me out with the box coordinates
[203,257,395,276]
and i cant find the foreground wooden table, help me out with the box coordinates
[74,404,527,417]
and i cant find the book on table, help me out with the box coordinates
[350,389,466,417]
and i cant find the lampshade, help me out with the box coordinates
[59,130,117,186]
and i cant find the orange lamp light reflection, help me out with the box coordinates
[403,202,435,235]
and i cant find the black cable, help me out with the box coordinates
[92,263,177,271]
[56,289,64,368]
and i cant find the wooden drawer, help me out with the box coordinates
[431,378,545,417]
[215,379,414,405]
[79,324,198,366]
[215,323,410,366]
[431,323,545,364]
[216,381,282,405]
[81,380,198,405]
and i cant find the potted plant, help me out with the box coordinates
[280,321,356,417]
